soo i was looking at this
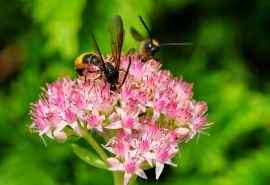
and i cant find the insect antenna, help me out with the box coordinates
[139,16,152,38]
[160,42,193,46]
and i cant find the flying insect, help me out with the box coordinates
[130,16,192,61]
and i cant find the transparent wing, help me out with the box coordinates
[109,15,124,71]
[130,27,145,41]
[90,32,106,71]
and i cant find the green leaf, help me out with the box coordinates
[71,144,108,170]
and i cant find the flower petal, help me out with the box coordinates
[105,121,122,129]
[136,169,147,179]
[124,173,132,185]
[155,162,164,180]
[107,157,123,171]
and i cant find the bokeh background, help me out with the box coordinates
[0,0,270,185]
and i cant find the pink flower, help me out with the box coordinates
[155,146,178,179]
[63,108,76,123]
[104,131,131,157]
[107,157,147,185]
[30,54,210,184]
[189,101,209,136]
[106,108,139,133]
[84,111,104,132]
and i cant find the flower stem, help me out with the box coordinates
[113,172,123,185]
[80,128,138,185]
[80,128,108,162]
[128,175,137,185]
[113,172,137,185]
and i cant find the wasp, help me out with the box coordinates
[130,16,192,61]
[74,16,131,91]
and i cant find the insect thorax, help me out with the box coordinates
[104,62,119,85]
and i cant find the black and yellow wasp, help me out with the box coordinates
[74,16,131,91]
[130,16,192,61]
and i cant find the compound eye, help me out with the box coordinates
[91,55,100,65]
[144,40,153,51]
[82,54,92,64]
[150,45,159,54]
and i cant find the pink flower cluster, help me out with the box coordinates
[30,55,208,185]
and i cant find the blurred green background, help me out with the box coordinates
[0,0,270,185]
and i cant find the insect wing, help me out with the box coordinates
[130,27,145,41]
[90,32,106,71]
[109,15,124,71]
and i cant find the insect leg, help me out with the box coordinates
[120,56,131,88]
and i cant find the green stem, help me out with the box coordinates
[113,172,123,185]
[80,128,138,185]
[80,128,108,162]
[128,175,137,185]
[113,172,137,185]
